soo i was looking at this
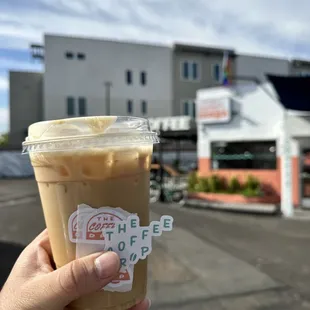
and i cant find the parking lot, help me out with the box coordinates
[1,179,310,309]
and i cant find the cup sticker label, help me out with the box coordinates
[67,204,173,292]
[103,214,173,266]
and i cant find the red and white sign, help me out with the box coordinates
[197,97,231,124]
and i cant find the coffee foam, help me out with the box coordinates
[27,116,117,142]
[23,117,159,156]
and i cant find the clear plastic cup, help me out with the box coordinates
[22,116,159,310]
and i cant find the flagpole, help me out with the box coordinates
[222,50,230,86]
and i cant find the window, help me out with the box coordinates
[141,100,147,115]
[126,70,132,84]
[213,64,221,82]
[127,99,133,114]
[192,101,196,118]
[181,61,200,81]
[298,71,310,77]
[65,51,74,59]
[211,141,277,170]
[67,97,75,116]
[192,62,198,80]
[140,71,147,85]
[77,53,85,60]
[183,101,189,116]
[78,97,87,116]
[182,61,189,79]
[183,100,196,117]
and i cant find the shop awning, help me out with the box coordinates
[287,115,310,137]
[267,75,310,111]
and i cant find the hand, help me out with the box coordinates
[0,230,150,310]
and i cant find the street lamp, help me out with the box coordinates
[104,81,112,115]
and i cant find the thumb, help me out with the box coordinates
[45,251,120,307]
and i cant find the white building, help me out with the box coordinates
[196,82,310,216]
[44,34,173,120]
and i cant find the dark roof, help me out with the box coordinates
[30,43,44,48]
[174,43,235,57]
[267,75,310,111]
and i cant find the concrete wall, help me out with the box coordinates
[44,35,173,120]
[236,54,290,82]
[9,71,43,148]
[173,48,236,116]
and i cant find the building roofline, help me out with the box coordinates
[173,42,235,56]
[236,52,289,62]
[9,70,43,76]
[44,33,172,49]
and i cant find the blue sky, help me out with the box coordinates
[1,0,310,134]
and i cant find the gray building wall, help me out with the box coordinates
[236,54,290,83]
[9,71,43,148]
[290,59,310,76]
[173,44,236,116]
[44,34,173,120]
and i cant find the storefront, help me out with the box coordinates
[196,77,310,216]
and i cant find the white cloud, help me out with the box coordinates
[0,106,8,134]
[0,0,310,59]
[1,0,310,60]
[0,76,8,91]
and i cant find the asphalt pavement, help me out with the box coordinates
[1,179,310,309]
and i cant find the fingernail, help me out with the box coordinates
[95,252,120,279]
[147,298,152,309]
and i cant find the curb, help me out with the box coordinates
[182,199,280,215]
[0,192,38,203]
[0,194,39,209]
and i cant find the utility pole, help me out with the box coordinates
[104,81,112,115]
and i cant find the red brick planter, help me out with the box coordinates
[188,192,280,204]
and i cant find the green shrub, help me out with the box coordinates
[188,171,198,191]
[245,175,260,191]
[228,176,242,193]
[195,177,210,192]
[242,188,261,197]
[208,175,222,192]
[188,172,263,196]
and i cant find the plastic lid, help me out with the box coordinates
[22,116,159,153]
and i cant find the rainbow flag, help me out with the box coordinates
[222,51,232,85]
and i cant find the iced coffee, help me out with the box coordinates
[22,116,159,310]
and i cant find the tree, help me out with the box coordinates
[0,133,9,146]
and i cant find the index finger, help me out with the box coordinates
[31,229,52,255]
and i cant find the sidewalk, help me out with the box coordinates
[290,208,310,221]
[149,211,282,308]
